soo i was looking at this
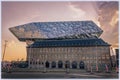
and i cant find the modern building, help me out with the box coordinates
[9,21,112,71]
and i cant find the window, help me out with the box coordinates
[58,61,63,68]
[82,57,85,59]
[72,61,77,69]
[102,56,105,59]
[36,62,37,64]
[51,61,56,68]
[98,56,101,59]
[39,62,41,64]
[86,57,89,59]
[106,57,109,59]
[65,54,67,59]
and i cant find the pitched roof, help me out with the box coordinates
[27,38,110,48]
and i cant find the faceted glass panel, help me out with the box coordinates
[9,21,103,41]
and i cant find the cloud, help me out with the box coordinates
[68,2,119,47]
[2,2,118,61]
[97,2,119,47]
[68,2,100,26]
[110,11,118,27]
[68,2,85,19]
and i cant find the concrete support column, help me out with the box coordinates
[37,61,39,69]
[70,62,72,69]
[34,61,36,69]
[77,62,79,69]
[49,62,51,68]
[32,61,34,69]
[44,62,46,68]
[63,61,65,69]
[34,61,35,69]
[28,59,31,69]
[43,61,47,72]
[56,61,58,68]
[29,64,31,69]
[38,61,40,69]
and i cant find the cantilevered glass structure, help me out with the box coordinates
[9,21,103,41]
[9,20,112,72]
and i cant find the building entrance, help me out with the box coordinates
[72,61,77,69]
[58,61,63,68]
[79,61,85,69]
[45,61,50,68]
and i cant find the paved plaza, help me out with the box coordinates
[2,70,118,79]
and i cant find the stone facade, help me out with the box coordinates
[9,20,112,72]
[27,46,111,71]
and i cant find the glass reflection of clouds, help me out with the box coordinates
[9,21,103,41]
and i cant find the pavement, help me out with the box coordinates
[2,71,119,79]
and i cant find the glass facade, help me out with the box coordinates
[9,21,103,41]
[10,21,112,71]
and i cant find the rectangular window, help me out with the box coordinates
[106,57,109,59]
[86,57,89,59]
[102,56,105,59]
[98,56,101,59]
[82,57,85,59]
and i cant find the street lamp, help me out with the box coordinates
[2,40,8,61]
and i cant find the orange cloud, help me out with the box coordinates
[110,11,119,27]
[2,1,118,61]
[96,2,118,48]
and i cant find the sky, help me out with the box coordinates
[2,1,119,61]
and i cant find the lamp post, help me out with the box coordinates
[2,40,8,61]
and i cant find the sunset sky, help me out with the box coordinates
[2,1,119,61]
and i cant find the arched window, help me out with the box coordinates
[39,62,41,64]
[30,61,32,64]
[79,61,85,69]
[72,61,77,69]
[51,61,56,68]
[45,61,49,68]
[33,61,35,64]
[58,61,63,68]
[36,61,37,64]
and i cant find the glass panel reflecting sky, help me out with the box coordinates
[9,21,103,41]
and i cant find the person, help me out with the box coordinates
[6,63,11,73]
